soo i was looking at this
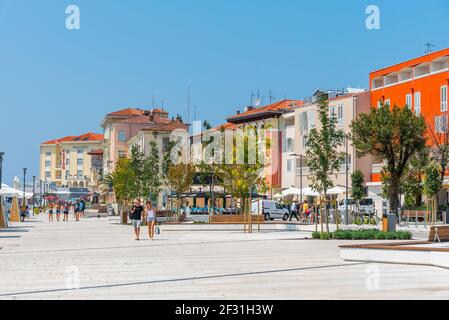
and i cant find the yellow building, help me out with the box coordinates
[39,133,104,189]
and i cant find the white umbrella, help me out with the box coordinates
[281,187,303,197]
[326,186,346,195]
[0,185,21,197]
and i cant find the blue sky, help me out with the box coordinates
[0,0,448,184]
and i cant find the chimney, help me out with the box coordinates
[149,113,155,122]
[237,110,241,115]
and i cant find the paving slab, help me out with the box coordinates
[1,214,449,300]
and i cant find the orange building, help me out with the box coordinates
[369,48,449,183]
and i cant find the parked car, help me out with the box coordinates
[338,198,375,214]
[252,200,290,221]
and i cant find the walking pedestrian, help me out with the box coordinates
[48,204,54,222]
[74,201,80,221]
[80,199,86,218]
[289,200,299,221]
[145,201,156,240]
[56,203,61,222]
[63,202,69,222]
[130,199,144,240]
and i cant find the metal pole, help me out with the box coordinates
[0,152,4,226]
[22,168,27,211]
[345,135,349,225]
[32,176,36,207]
[300,155,303,204]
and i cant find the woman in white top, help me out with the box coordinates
[145,201,156,240]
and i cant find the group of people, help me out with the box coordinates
[288,199,312,222]
[47,200,86,222]
[129,199,158,241]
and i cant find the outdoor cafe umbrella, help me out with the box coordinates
[0,184,21,197]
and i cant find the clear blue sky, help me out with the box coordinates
[0,0,448,184]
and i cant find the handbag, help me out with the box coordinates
[155,226,161,235]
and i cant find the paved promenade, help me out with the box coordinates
[1,214,449,300]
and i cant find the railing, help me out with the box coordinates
[372,163,383,173]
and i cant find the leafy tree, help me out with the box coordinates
[423,161,443,226]
[351,170,365,212]
[141,141,162,203]
[306,96,344,232]
[402,148,429,208]
[166,163,196,219]
[102,158,138,224]
[351,103,427,214]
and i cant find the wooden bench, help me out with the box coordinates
[428,225,449,242]
[210,214,265,224]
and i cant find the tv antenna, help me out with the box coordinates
[268,90,276,104]
[425,42,435,54]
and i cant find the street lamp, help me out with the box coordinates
[32,176,36,208]
[22,168,27,211]
[290,153,304,203]
[0,152,4,190]
[344,134,350,225]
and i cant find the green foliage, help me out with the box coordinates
[141,141,162,202]
[351,170,365,203]
[423,161,443,198]
[351,103,427,213]
[314,229,412,240]
[306,96,344,196]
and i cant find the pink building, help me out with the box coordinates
[100,107,188,175]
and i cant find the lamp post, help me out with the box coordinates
[0,153,4,227]
[32,176,36,208]
[22,168,27,211]
[345,135,350,225]
[290,154,304,203]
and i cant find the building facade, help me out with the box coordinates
[282,90,373,199]
[39,133,104,189]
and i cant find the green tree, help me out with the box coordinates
[351,104,427,214]
[166,163,196,219]
[351,170,365,212]
[423,161,443,226]
[102,158,138,224]
[306,96,344,232]
[402,148,429,207]
[141,141,162,203]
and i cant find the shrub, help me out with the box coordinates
[312,231,321,239]
[385,232,398,240]
[374,232,386,240]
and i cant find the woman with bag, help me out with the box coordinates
[145,201,157,240]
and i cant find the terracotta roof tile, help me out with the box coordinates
[227,99,303,122]
[42,133,104,145]
[106,108,144,117]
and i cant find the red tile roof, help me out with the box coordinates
[227,100,303,123]
[106,108,144,117]
[42,133,104,145]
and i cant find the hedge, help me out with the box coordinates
[312,229,412,240]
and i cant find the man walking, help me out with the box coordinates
[289,200,299,221]
[130,199,144,241]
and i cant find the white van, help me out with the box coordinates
[338,198,375,214]
[252,200,290,221]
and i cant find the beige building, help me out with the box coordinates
[39,133,104,189]
[281,90,373,198]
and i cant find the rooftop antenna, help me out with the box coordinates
[187,86,191,124]
[269,90,276,104]
[194,105,197,121]
[152,95,155,108]
[425,42,435,54]
[161,100,164,109]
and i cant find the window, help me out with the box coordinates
[414,92,421,115]
[302,135,308,148]
[118,150,127,158]
[441,86,448,112]
[435,115,448,133]
[384,99,390,107]
[406,94,412,109]
[66,158,70,166]
[118,130,126,142]
[300,112,308,131]
[308,110,316,130]
[287,159,292,172]
[45,171,51,178]
[77,150,84,158]
[77,170,83,178]
[77,159,83,165]
[286,138,293,153]
[162,137,170,153]
[329,106,336,119]
[45,161,51,167]
[337,105,344,126]
[65,171,69,179]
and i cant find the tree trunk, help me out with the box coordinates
[324,195,329,233]
[389,177,401,215]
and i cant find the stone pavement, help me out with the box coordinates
[1,214,449,300]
